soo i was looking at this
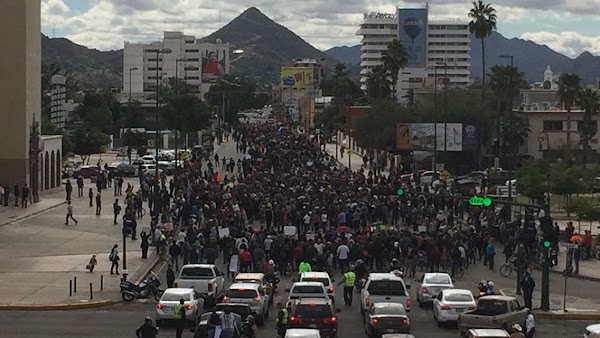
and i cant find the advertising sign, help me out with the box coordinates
[280,67,314,89]
[396,123,479,151]
[201,48,228,83]
[398,8,428,68]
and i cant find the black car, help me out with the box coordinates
[191,310,243,338]
[109,163,136,177]
[365,302,410,337]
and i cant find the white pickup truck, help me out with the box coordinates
[360,273,412,314]
[174,264,225,307]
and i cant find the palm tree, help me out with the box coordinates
[488,64,528,157]
[557,73,582,149]
[366,65,391,99]
[500,110,531,156]
[468,0,497,101]
[578,88,600,165]
[381,39,409,98]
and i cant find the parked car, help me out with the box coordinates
[584,323,600,338]
[433,289,476,325]
[364,302,410,336]
[73,165,99,179]
[360,273,411,314]
[222,283,269,326]
[108,162,136,177]
[232,272,274,304]
[416,273,454,307]
[174,264,225,308]
[286,281,328,308]
[156,288,203,327]
[140,164,163,176]
[288,298,338,338]
[299,272,335,303]
[457,296,528,337]
[141,155,156,164]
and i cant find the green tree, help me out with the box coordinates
[122,131,148,164]
[577,88,599,165]
[72,127,111,164]
[314,105,345,134]
[321,63,364,106]
[557,73,582,149]
[352,99,417,150]
[161,94,213,147]
[516,160,548,202]
[205,75,257,123]
[366,65,391,99]
[550,164,586,204]
[468,0,497,101]
[75,92,115,133]
[500,111,530,156]
[381,39,409,98]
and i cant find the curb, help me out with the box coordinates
[499,289,600,320]
[0,200,67,227]
[0,299,119,311]
[549,268,600,282]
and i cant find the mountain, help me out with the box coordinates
[325,32,600,84]
[42,34,123,88]
[201,7,331,84]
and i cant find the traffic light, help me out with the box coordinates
[397,188,404,196]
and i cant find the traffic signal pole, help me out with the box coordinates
[541,244,550,311]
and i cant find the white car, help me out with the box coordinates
[223,283,269,326]
[286,281,328,308]
[585,324,600,338]
[416,273,454,307]
[299,271,335,302]
[155,288,203,327]
[285,328,321,338]
[141,155,156,164]
[140,164,163,176]
[360,273,411,314]
[433,289,476,325]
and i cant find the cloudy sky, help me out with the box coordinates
[41,0,600,58]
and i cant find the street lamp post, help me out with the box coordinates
[127,67,139,164]
[174,58,189,174]
[154,48,171,216]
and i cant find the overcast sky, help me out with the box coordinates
[41,0,600,58]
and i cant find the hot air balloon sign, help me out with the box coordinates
[403,17,423,44]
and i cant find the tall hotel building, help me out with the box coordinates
[356,8,471,100]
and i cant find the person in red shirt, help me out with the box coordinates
[239,247,252,272]
[202,51,225,78]
[292,243,304,271]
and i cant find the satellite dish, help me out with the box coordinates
[216,38,222,44]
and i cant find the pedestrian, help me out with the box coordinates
[525,310,535,338]
[166,264,176,288]
[88,188,94,207]
[169,241,181,270]
[486,238,496,270]
[338,264,356,306]
[510,324,526,338]
[573,245,581,274]
[76,176,84,197]
[336,241,350,272]
[95,191,102,215]
[174,298,186,338]
[140,230,150,259]
[520,272,536,310]
[136,317,158,338]
[0,184,4,206]
[109,244,120,275]
[65,180,73,201]
[220,309,236,338]
[21,184,29,208]
[113,199,121,224]
[276,302,288,337]
[65,200,78,225]
[87,254,97,272]
[3,184,9,206]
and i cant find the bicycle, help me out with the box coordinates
[136,207,146,219]
[499,260,532,278]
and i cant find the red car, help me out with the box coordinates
[73,165,99,179]
[288,298,338,338]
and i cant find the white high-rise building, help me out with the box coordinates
[50,75,66,128]
[356,9,471,98]
[123,31,230,98]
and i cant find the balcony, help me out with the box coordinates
[360,60,384,67]
[355,28,396,36]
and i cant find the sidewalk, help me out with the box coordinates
[551,245,600,281]
[502,288,600,319]
[324,142,390,176]
[0,190,67,227]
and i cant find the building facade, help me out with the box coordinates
[356,8,471,99]
[123,31,230,98]
[50,75,67,128]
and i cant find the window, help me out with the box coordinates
[293,304,332,318]
[292,285,325,294]
[373,305,406,315]
[424,275,451,284]
[367,280,406,296]
[444,293,473,302]
[148,58,162,62]
[226,289,258,298]
[179,267,214,278]
[187,58,199,62]
[185,76,199,80]
[301,277,330,287]
[543,120,563,131]
[185,49,199,53]
[162,292,191,301]
[148,67,162,71]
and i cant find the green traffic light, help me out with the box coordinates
[543,241,551,248]
[397,188,404,196]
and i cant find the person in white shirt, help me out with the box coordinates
[336,242,350,272]
[525,311,535,338]
[320,212,328,230]
[302,213,311,232]
[314,239,325,255]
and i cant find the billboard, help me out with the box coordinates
[398,8,428,68]
[396,123,479,151]
[280,67,314,89]
[201,47,228,83]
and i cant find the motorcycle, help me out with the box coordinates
[120,271,164,302]
[475,280,495,299]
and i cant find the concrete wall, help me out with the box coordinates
[40,135,63,191]
[0,0,41,187]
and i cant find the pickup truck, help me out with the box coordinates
[174,264,225,308]
[457,295,528,336]
[360,273,411,314]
